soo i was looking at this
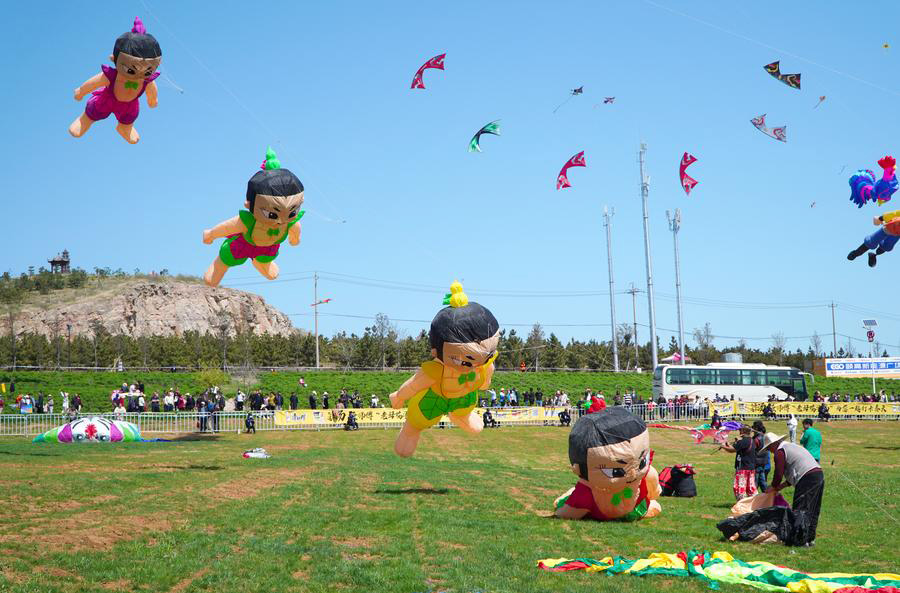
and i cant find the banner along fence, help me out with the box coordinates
[1,402,897,437]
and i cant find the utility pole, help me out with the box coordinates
[666,209,686,366]
[66,324,72,368]
[638,143,659,370]
[314,272,319,369]
[603,206,620,372]
[830,302,837,356]
[219,319,229,372]
[626,284,640,369]
[310,273,333,370]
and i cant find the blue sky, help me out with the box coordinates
[3,0,899,356]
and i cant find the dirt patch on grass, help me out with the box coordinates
[334,536,381,548]
[201,467,311,500]
[0,510,186,552]
[168,567,209,593]
[100,578,132,590]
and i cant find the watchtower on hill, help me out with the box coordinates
[48,250,70,274]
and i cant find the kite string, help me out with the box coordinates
[642,0,900,99]
[828,460,900,528]
[138,0,349,222]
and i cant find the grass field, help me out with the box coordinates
[4,370,898,413]
[0,421,897,593]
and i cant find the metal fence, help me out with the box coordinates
[0,403,895,437]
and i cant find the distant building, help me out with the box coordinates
[48,250,70,274]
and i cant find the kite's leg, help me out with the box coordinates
[394,421,421,457]
[251,259,279,280]
[644,499,662,518]
[869,247,886,268]
[115,123,140,144]
[68,113,96,138]
[448,409,484,434]
[204,258,228,287]
[847,242,869,261]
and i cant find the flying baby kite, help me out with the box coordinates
[468,121,501,152]
[750,114,787,142]
[557,151,586,189]
[69,17,162,144]
[679,152,698,195]
[410,53,445,89]
[814,96,826,109]
[763,61,801,90]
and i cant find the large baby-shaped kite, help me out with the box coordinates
[69,17,162,144]
[203,147,305,287]
[33,417,142,443]
[389,282,499,457]
[554,408,662,521]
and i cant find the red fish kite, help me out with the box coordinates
[410,53,446,89]
[764,60,801,90]
[557,151,586,190]
[679,152,698,195]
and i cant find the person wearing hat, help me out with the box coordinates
[763,431,824,546]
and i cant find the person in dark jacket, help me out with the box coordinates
[751,420,770,492]
[720,425,757,500]
[290,392,298,410]
[308,392,317,409]
[245,413,256,434]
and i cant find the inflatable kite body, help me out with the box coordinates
[33,417,142,443]
[750,114,787,142]
[203,147,305,287]
[411,53,445,89]
[538,550,900,593]
[679,152,698,195]
[848,156,897,207]
[847,208,900,268]
[69,17,162,144]
[557,151,586,189]
[468,121,501,152]
[389,282,500,457]
[554,408,662,521]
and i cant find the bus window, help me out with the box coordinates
[766,370,791,386]
[666,368,690,384]
[692,369,716,385]
[743,370,766,385]
[719,370,739,385]
[792,378,808,400]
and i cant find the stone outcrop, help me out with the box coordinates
[13,280,296,338]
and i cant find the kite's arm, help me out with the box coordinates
[882,210,900,223]
[288,222,301,246]
[203,216,244,244]
[145,80,159,108]
[389,370,434,409]
[74,72,110,101]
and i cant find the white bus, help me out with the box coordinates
[652,363,809,403]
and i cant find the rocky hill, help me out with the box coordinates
[13,278,297,338]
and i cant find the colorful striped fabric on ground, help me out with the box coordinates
[537,550,900,593]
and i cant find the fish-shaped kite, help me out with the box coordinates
[750,114,787,142]
[410,53,445,89]
[468,120,501,152]
[764,60,801,90]
[679,152,698,195]
[556,151,586,190]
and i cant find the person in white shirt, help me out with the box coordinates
[61,392,69,414]
[46,395,54,414]
[114,404,126,420]
[137,394,145,412]
[163,392,175,412]
[786,414,798,443]
[370,394,378,408]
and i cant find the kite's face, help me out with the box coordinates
[111,52,161,81]
[433,331,499,372]
[70,417,113,443]
[247,192,305,229]
[575,429,651,493]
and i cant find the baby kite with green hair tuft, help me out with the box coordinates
[202,147,305,287]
